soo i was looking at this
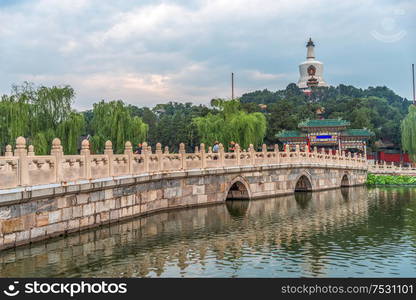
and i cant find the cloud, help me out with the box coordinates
[0,0,414,110]
[245,70,288,81]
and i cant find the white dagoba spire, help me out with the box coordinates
[306,38,315,59]
[297,38,328,90]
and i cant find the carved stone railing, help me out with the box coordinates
[368,161,416,176]
[0,137,369,190]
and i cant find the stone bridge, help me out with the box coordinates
[0,136,370,250]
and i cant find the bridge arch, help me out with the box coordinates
[225,176,251,200]
[294,174,313,192]
[341,174,350,187]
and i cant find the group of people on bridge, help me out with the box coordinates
[133,141,238,155]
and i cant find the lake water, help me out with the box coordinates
[1,186,416,277]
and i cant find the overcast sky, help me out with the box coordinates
[0,0,414,110]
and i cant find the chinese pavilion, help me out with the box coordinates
[276,119,374,154]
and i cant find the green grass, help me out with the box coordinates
[366,173,416,185]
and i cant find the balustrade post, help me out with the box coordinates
[104,140,114,177]
[124,141,133,174]
[51,138,63,183]
[5,145,13,157]
[156,143,163,172]
[320,148,325,165]
[141,142,149,173]
[14,136,29,186]
[249,144,255,165]
[304,144,309,163]
[295,144,300,164]
[235,144,241,166]
[179,143,186,170]
[80,139,91,180]
[347,152,352,167]
[28,145,35,156]
[148,145,153,170]
[335,150,340,165]
[200,143,206,169]
[219,143,225,167]
[285,144,290,163]
[262,144,267,164]
[274,144,279,164]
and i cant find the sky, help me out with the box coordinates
[0,0,414,110]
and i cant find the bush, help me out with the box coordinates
[366,173,416,185]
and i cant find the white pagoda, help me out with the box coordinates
[297,38,328,90]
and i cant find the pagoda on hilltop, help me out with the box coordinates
[276,119,374,154]
[297,38,328,94]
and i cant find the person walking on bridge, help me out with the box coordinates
[134,143,143,154]
[213,141,219,153]
[229,141,236,152]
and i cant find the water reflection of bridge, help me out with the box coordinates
[0,186,411,277]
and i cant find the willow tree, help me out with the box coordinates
[0,95,31,150]
[90,100,148,153]
[11,82,75,136]
[401,105,416,162]
[0,83,83,155]
[193,98,267,149]
[32,131,50,155]
[56,112,85,154]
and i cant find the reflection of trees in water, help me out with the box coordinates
[1,186,416,277]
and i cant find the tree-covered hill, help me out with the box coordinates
[241,84,411,149]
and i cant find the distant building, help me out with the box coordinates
[297,38,328,93]
[276,119,374,153]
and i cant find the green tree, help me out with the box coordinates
[0,83,81,154]
[193,99,267,149]
[90,100,148,153]
[401,105,416,162]
[56,112,85,154]
[0,94,30,150]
